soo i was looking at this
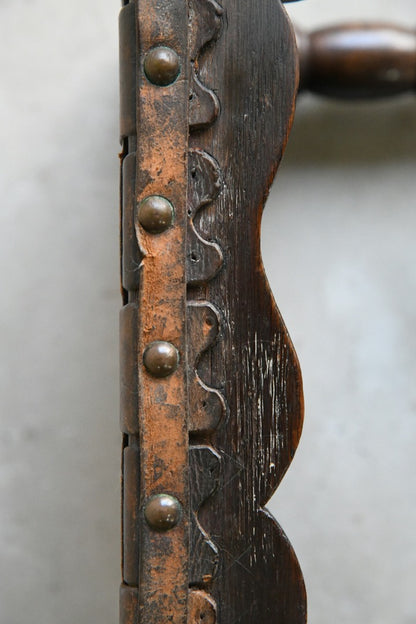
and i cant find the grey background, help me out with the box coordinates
[0,1,414,623]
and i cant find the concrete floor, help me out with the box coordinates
[0,1,415,623]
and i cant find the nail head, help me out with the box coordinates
[144,494,182,531]
[143,341,179,378]
[138,196,174,234]
[144,46,180,86]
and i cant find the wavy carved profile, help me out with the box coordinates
[187,3,225,622]
[186,150,223,286]
[119,0,306,622]
[187,302,225,434]
[189,0,307,623]
[189,0,224,129]
[189,446,221,585]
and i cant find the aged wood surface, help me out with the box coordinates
[119,1,306,622]
[188,1,306,621]
[120,0,190,622]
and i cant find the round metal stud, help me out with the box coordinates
[144,46,180,86]
[137,196,174,234]
[144,494,182,531]
[143,341,179,378]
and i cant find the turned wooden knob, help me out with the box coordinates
[297,23,416,99]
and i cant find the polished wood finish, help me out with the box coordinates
[298,23,416,99]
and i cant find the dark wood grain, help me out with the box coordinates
[187,302,225,434]
[188,1,306,622]
[189,446,221,585]
[189,0,223,129]
[186,5,227,617]
[119,1,305,622]
[186,150,223,286]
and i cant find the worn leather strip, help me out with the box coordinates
[120,584,140,624]
[133,1,189,622]
[122,443,140,585]
[120,303,139,435]
[119,3,136,141]
[121,153,141,292]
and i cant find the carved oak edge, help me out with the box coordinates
[119,1,306,622]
